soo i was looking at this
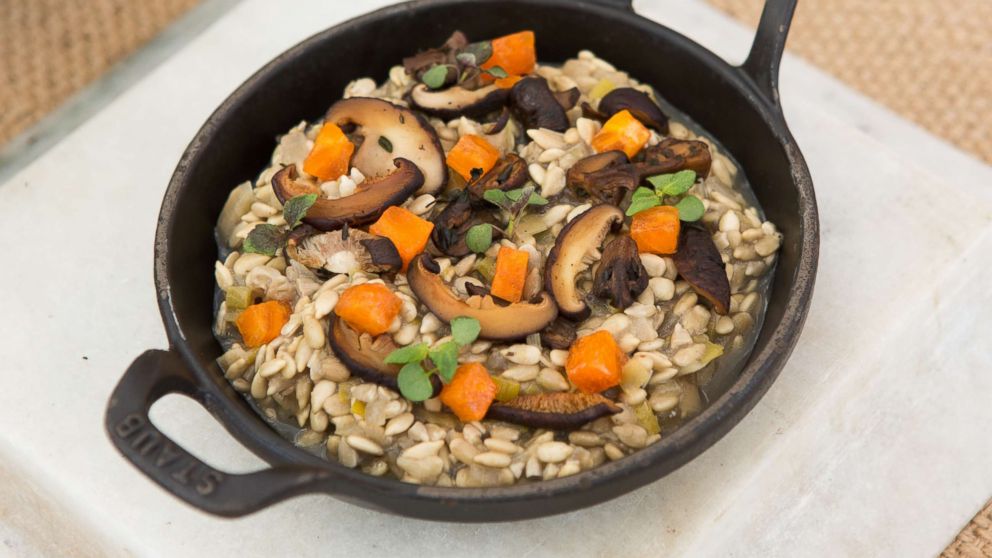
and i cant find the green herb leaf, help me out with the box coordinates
[504,188,523,202]
[674,195,705,222]
[243,224,284,256]
[450,316,482,346]
[625,187,661,216]
[429,341,460,383]
[647,170,697,197]
[459,41,493,66]
[465,223,493,253]
[527,192,548,206]
[384,342,429,365]
[422,64,450,89]
[378,136,393,153]
[485,65,509,79]
[397,362,433,402]
[483,189,507,206]
[283,194,318,228]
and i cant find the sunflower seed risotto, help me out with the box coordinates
[212,30,781,487]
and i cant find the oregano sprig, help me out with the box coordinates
[243,193,317,256]
[483,184,548,237]
[625,169,705,221]
[387,316,482,401]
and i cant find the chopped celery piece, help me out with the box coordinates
[589,78,616,100]
[351,400,366,416]
[474,256,497,282]
[635,402,661,435]
[699,342,725,367]
[225,285,254,309]
[493,377,521,402]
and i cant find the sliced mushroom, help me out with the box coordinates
[641,137,712,178]
[486,392,620,430]
[467,153,529,199]
[328,316,441,395]
[407,254,558,340]
[545,204,625,320]
[673,224,731,314]
[566,150,638,205]
[429,192,503,257]
[286,227,402,274]
[409,83,509,120]
[539,317,577,350]
[483,107,511,135]
[324,97,446,194]
[597,87,669,133]
[553,87,581,111]
[509,77,570,132]
[272,160,423,230]
[593,235,648,310]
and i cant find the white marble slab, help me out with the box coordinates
[1,1,990,556]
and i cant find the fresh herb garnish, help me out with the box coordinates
[456,41,493,67]
[387,316,482,401]
[243,192,317,255]
[483,65,509,79]
[378,136,394,153]
[283,193,317,228]
[243,224,284,256]
[625,169,704,222]
[465,223,494,253]
[483,184,547,236]
[421,64,453,89]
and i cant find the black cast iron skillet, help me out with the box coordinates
[105,0,818,521]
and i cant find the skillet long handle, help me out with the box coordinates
[740,0,798,108]
[105,349,329,517]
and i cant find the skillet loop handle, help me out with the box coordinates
[105,349,328,517]
[740,0,798,108]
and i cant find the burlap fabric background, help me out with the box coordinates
[0,0,989,553]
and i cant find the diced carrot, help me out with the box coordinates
[590,109,651,159]
[494,75,523,89]
[334,284,402,336]
[236,300,290,348]
[369,206,434,272]
[481,31,536,82]
[446,134,501,181]
[630,205,680,255]
[565,330,626,394]
[489,246,529,303]
[303,122,355,181]
[440,362,498,422]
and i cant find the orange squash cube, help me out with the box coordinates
[303,122,355,181]
[446,134,501,181]
[590,109,651,159]
[440,362,498,422]
[565,330,626,394]
[482,31,536,81]
[489,246,529,303]
[334,284,402,336]
[369,206,434,271]
[236,300,290,348]
[630,205,681,255]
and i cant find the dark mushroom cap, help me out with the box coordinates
[641,137,712,178]
[553,87,581,111]
[539,317,578,350]
[402,31,468,80]
[486,392,621,430]
[272,159,423,231]
[467,153,529,200]
[328,316,441,395]
[592,235,649,310]
[409,83,509,120]
[673,224,731,314]
[598,87,669,133]
[325,97,447,194]
[406,254,558,340]
[509,77,570,132]
[429,191,503,257]
[545,204,625,320]
[566,150,638,205]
